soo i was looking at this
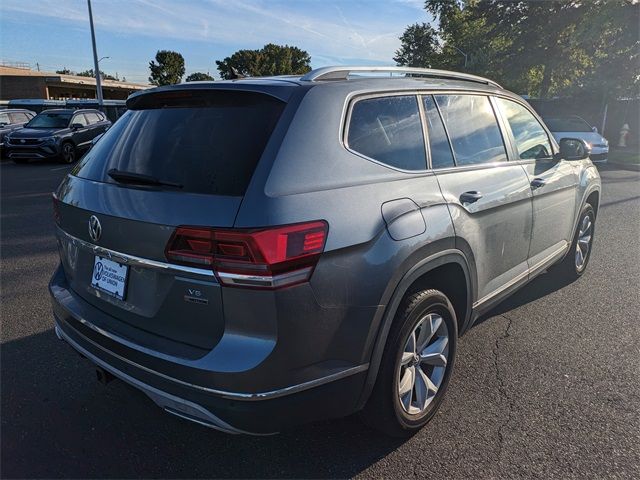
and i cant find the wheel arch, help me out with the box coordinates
[356,249,474,410]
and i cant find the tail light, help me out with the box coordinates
[165,221,328,289]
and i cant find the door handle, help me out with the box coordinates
[531,178,547,189]
[459,191,483,204]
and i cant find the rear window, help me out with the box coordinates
[73,91,285,196]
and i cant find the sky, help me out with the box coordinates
[0,0,433,84]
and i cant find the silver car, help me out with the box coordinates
[50,66,601,436]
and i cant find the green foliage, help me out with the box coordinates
[394,23,439,67]
[76,69,118,81]
[149,50,185,86]
[185,72,214,82]
[216,44,311,79]
[397,0,639,99]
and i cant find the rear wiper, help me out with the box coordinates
[107,169,183,189]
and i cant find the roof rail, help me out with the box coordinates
[300,66,502,88]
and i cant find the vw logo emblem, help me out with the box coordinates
[20,139,25,144]
[88,215,102,242]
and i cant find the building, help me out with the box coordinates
[0,64,149,100]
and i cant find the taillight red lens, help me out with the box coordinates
[165,221,328,289]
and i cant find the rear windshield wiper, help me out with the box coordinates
[107,169,183,189]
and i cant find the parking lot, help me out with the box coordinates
[1,159,638,478]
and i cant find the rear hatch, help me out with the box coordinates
[54,88,287,351]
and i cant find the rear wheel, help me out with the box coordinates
[60,142,76,164]
[361,289,457,437]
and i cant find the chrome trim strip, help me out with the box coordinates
[55,323,264,435]
[217,267,312,288]
[57,228,216,279]
[473,242,569,309]
[54,317,369,401]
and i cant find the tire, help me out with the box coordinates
[361,289,458,437]
[554,203,595,280]
[60,142,76,164]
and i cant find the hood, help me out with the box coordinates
[9,127,68,139]
[550,131,608,146]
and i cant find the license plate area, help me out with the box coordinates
[91,256,129,300]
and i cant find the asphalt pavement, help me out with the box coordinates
[1,159,639,479]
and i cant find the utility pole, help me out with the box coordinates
[87,0,103,106]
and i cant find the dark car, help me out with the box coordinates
[0,109,36,157]
[7,109,111,164]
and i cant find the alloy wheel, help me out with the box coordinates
[575,214,592,272]
[63,144,75,163]
[397,312,449,415]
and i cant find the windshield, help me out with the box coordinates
[73,90,285,196]
[544,116,592,132]
[26,112,71,129]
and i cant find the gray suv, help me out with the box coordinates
[50,66,601,436]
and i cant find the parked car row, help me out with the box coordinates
[3,99,127,122]
[5,108,111,164]
[0,109,36,157]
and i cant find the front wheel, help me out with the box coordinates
[555,203,595,280]
[361,289,458,437]
[60,142,76,164]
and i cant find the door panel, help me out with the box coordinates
[492,96,578,267]
[519,159,578,266]
[435,165,533,302]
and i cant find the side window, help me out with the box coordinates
[347,95,426,171]
[85,113,100,124]
[9,112,28,124]
[434,94,507,166]
[72,114,89,127]
[496,98,553,159]
[0,113,9,125]
[423,95,455,169]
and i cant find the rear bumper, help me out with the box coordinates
[50,265,368,434]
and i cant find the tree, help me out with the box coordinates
[149,50,185,86]
[394,23,439,67]
[185,72,214,82]
[76,69,118,80]
[398,0,639,98]
[216,44,311,79]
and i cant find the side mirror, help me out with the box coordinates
[591,126,598,133]
[71,123,84,130]
[557,138,590,161]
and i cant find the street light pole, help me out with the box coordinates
[87,0,103,106]
[450,45,468,69]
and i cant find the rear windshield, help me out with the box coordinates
[73,91,285,196]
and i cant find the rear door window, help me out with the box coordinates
[84,112,100,124]
[422,95,455,169]
[496,98,553,159]
[434,94,507,166]
[347,95,426,171]
[72,114,89,127]
[73,90,285,196]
